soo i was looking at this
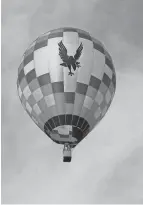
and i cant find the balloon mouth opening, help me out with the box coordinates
[46,125,84,147]
[44,115,90,146]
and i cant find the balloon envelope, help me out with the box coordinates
[17,27,116,148]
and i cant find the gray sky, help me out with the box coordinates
[2,0,143,204]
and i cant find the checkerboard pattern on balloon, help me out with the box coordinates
[17,27,116,144]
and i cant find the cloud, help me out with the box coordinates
[94,147,143,204]
[2,0,42,70]
[104,33,143,73]
[1,0,143,204]
[90,0,143,48]
[2,70,143,204]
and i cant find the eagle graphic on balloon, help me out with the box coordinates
[58,40,83,76]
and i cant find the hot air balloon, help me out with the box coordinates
[17,27,116,162]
